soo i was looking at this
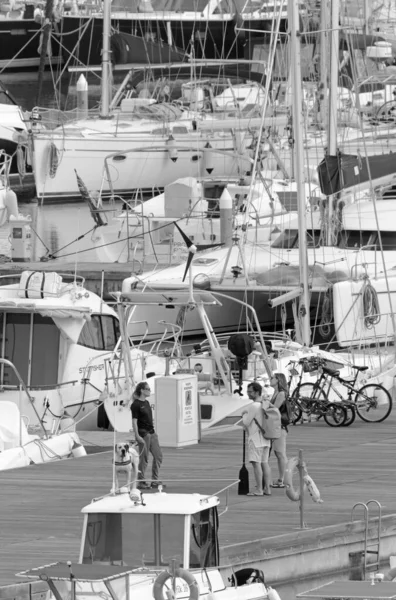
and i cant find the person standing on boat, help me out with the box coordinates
[241,382,271,496]
[270,372,288,489]
[131,381,163,490]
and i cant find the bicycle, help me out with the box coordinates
[289,357,348,427]
[292,359,392,424]
[316,363,392,424]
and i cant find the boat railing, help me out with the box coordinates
[29,106,101,131]
[0,358,48,438]
[352,244,378,279]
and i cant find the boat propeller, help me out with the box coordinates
[173,222,223,282]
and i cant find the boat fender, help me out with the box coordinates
[4,189,19,220]
[153,568,199,600]
[384,568,396,581]
[267,587,282,600]
[48,142,59,179]
[303,474,323,504]
[284,456,306,502]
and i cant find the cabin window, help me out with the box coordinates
[189,508,219,568]
[271,229,321,249]
[337,230,373,249]
[271,229,298,249]
[30,314,60,387]
[78,315,119,351]
[0,312,59,387]
[82,513,184,567]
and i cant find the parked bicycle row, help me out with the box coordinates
[286,356,393,427]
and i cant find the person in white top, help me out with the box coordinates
[241,381,271,496]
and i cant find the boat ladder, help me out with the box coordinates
[351,500,382,578]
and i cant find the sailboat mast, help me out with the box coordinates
[319,0,328,125]
[288,0,311,346]
[101,0,111,118]
[326,0,339,243]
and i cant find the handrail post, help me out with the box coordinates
[298,449,306,529]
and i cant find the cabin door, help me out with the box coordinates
[0,312,60,387]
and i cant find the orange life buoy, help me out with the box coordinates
[153,568,199,600]
[284,456,307,502]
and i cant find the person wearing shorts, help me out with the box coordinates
[270,372,288,488]
[241,381,271,496]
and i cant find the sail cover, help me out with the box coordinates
[317,152,396,195]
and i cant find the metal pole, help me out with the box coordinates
[298,449,305,529]
[36,0,54,106]
[100,0,111,118]
[288,0,311,346]
[327,0,339,244]
[319,0,328,126]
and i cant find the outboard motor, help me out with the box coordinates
[227,333,255,395]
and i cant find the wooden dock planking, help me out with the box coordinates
[1,415,396,585]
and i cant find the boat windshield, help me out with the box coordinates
[271,229,322,249]
[82,513,185,567]
[337,230,396,250]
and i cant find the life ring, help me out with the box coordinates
[153,568,199,600]
[284,456,306,502]
[284,457,322,504]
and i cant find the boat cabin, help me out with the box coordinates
[79,492,220,569]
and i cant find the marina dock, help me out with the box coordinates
[1,414,396,586]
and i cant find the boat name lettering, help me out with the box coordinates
[78,364,105,374]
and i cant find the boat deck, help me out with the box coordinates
[1,412,396,586]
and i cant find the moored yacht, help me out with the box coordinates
[121,200,396,339]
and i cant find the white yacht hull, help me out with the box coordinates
[31,131,252,200]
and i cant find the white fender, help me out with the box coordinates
[5,189,19,220]
[203,142,215,174]
[303,474,323,504]
[384,568,396,581]
[268,587,282,600]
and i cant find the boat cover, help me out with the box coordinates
[317,152,396,195]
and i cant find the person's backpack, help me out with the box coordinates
[254,406,281,440]
[280,395,293,427]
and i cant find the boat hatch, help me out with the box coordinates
[79,493,220,569]
[17,563,141,600]
[0,313,59,387]
[297,581,396,599]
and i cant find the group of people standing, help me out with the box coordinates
[128,371,288,494]
[241,373,289,496]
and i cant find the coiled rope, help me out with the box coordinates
[362,279,380,329]
[318,289,333,339]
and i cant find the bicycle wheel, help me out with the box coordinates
[323,402,347,427]
[292,383,327,423]
[288,396,302,424]
[355,384,393,423]
[342,403,356,427]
